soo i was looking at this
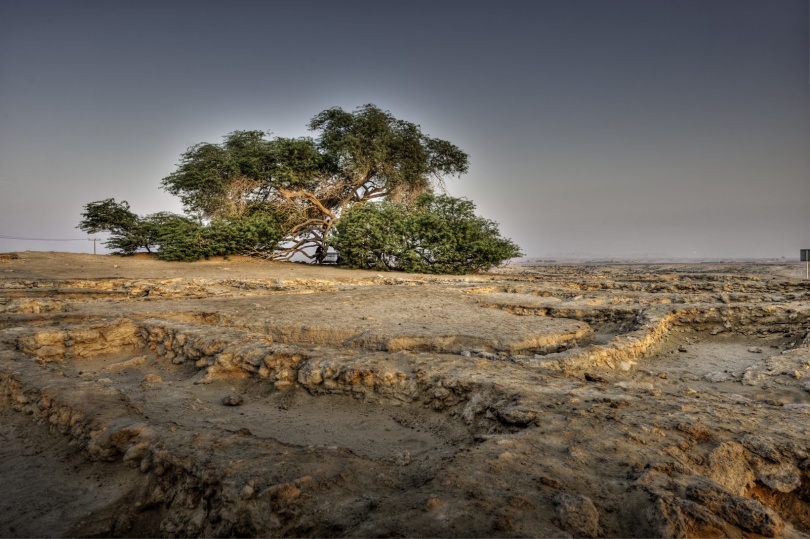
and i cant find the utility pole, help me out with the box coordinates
[89,238,99,255]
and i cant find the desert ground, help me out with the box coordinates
[0,251,809,538]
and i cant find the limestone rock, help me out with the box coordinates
[241,484,255,500]
[122,441,151,466]
[739,434,780,462]
[648,495,727,538]
[259,482,301,505]
[685,476,783,537]
[758,467,801,493]
[493,516,515,532]
[538,476,565,490]
[615,381,655,392]
[584,372,608,383]
[554,492,600,538]
[103,355,147,372]
[395,450,411,466]
[707,442,754,495]
[494,403,537,426]
[141,373,163,387]
[742,368,763,386]
[461,392,487,424]
[425,497,446,512]
[222,394,244,406]
[704,372,735,383]
[743,353,809,386]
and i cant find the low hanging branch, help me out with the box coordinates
[275,178,382,254]
[271,230,325,262]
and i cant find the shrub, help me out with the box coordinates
[332,194,521,274]
[156,214,284,261]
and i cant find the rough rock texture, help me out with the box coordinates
[554,492,601,538]
[707,442,755,496]
[685,476,784,536]
[1,252,809,537]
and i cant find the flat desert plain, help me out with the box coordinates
[1,251,809,538]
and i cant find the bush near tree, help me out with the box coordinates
[78,205,284,262]
[77,199,172,255]
[331,194,522,274]
[78,104,521,272]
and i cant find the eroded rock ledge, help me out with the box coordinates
[1,254,809,537]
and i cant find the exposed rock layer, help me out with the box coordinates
[0,252,809,537]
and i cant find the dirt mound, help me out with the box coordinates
[1,252,809,537]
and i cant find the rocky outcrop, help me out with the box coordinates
[2,260,809,537]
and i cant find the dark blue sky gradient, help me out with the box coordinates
[1,0,808,258]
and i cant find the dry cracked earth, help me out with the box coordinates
[1,251,809,538]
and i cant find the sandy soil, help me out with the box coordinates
[1,251,809,537]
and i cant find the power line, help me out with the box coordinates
[0,234,92,241]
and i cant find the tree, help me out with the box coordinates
[79,104,520,272]
[78,199,158,254]
[160,104,469,261]
[331,194,522,274]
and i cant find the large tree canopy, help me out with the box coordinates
[160,104,469,260]
[160,133,322,221]
[307,104,469,204]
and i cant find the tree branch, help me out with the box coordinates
[278,189,336,220]
[272,243,319,261]
[290,218,329,236]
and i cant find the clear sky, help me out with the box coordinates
[1,0,808,259]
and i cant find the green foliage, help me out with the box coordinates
[154,213,284,262]
[400,195,521,273]
[78,199,283,261]
[150,214,204,261]
[78,198,138,234]
[328,202,410,271]
[332,194,522,274]
[79,104,519,272]
[205,214,284,259]
[78,199,158,254]
[159,104,469,256]
[310,104,469,201]
[149,213,283,262]
[160,132,323,219]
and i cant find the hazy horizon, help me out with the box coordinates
[2,1,808,259]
